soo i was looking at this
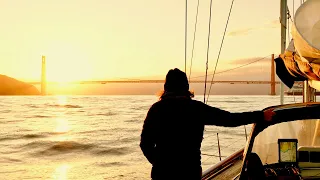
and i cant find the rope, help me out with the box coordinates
[191,55,270,80]
[184,0,188,73]
[188,0,200,81]
[204,0,213,103]
[206,0,236,103]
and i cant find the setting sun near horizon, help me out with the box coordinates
[0,0,291,86]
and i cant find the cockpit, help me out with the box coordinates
[241,103,320,180]
[245,139,320,179]
[201,103,320,180]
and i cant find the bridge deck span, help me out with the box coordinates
[29,80,281,85]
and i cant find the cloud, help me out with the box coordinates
[227,20,279,37]
[264,20,279,29]
[227,28,254,37]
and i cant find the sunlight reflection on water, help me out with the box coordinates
[52,164,71,180]
[56,95,68,106]
[0,95,304,179]
[54,118,70,133]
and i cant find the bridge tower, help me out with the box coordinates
[270,54,276,95]
[41,56,46,95]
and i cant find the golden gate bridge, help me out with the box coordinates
[33,55,281,95]
[30,80,280,84]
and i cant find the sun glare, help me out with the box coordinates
[53,96,71,133]
[52,164,71,180]
[43,41,92,83]
[56,95,67,105]
[54,118,70,133]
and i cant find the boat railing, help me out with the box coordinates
[202,148,244,180]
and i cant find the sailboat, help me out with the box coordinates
[201,0,320,179]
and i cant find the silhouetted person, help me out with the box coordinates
[140,68,274,180]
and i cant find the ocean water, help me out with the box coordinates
[0,95,304,180]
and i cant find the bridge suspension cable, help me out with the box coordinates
[190,55,270,80]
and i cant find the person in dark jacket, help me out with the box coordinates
[140,68,275,180]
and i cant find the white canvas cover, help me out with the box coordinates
[279,0,320,90]
[292,0,320,63]
[293,0,320,90]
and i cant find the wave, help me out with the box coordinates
[93,147,129,156]
[0,137,16,141]
[45,104,82,108]
[25,141,96,156]
[48,141,93,151]
[4,120,25,123]
[117,137,139,144]
[130,105,150,111]
[21,140,130,157]
[25,104,83,108]
[23,134,48,139]
[205,129,247,137]
[0,134,48,142]
[0,157,23,163]
[95,112,117,116]
[214,100,249,103]
[0,110,11,113]
[27,115,52,118]
[95,162,127,167]
[124,119,139,123]
[26,104,40,108]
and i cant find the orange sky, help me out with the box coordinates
[0,0,301,83]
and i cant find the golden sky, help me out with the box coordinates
[0,0,301,82]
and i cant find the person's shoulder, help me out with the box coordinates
[190,99,205,106]
[148,101,162,110]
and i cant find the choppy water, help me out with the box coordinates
[0,95,304,179]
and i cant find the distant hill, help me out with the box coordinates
[0,75,40,95]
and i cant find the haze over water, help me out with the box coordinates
[0,95,303,179]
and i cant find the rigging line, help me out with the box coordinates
[190,55,270,79]
[204,0,214,103]
[188,0,201,82]
[206,0,236,104]
[185,0,188,73]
